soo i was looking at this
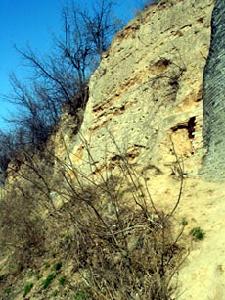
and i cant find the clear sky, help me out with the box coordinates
[0,0,148,130]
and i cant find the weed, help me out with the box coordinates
[36,272,41,280]
[54,262,62,272]
[4,287,12,295]
[190,226,205,241]
[42,272,56,289]
[51,290,59,297]
[59,276,66,286]
[74,290,89,300]
[23,282,33,297]
[44,262,50,269]
[0,274,6,282]
[181,217,188,226]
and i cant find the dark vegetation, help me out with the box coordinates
[190,226,205,241]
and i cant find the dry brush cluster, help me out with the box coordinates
[0,138,187,300]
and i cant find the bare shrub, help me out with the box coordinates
[62,205,183,300]
[0,133,187,299]
[43,136,187,300]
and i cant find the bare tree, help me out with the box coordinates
[6,74,54,149]
[0,1,122,160]
[14,0,121,114]
[0,131,13,173]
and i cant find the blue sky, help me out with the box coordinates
[0,0,148,130]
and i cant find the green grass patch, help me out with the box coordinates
[74,290,89,300]
[23,282,33,297]
[59,276,66,286]
[42,273,56,289]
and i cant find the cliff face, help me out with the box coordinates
[55,1,225,299]
[57,0,213,179]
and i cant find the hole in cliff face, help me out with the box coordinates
[150,58,172,75]
[197,17,204,23]
[187,117,196,139]
[111,154,123,162]
[155,58,171,69]
[171,117,196,139]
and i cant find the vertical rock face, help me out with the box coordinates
[202,0,225,178]
[55,0,213,181]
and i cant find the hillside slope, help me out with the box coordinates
[56,0,225,299]
[3,0,225,299]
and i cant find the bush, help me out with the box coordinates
[0,133,187,299]
[48,137,187,300]
[4,287,12,296]
[190,227,205,241]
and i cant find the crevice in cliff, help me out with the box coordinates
[171,116,196,139]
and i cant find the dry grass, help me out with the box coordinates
[0,184,46,273]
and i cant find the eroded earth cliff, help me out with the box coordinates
[56,0,225,299]
[3,0,225,299]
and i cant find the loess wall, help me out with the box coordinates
[55,1,225,299]
[56,0,214,180]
